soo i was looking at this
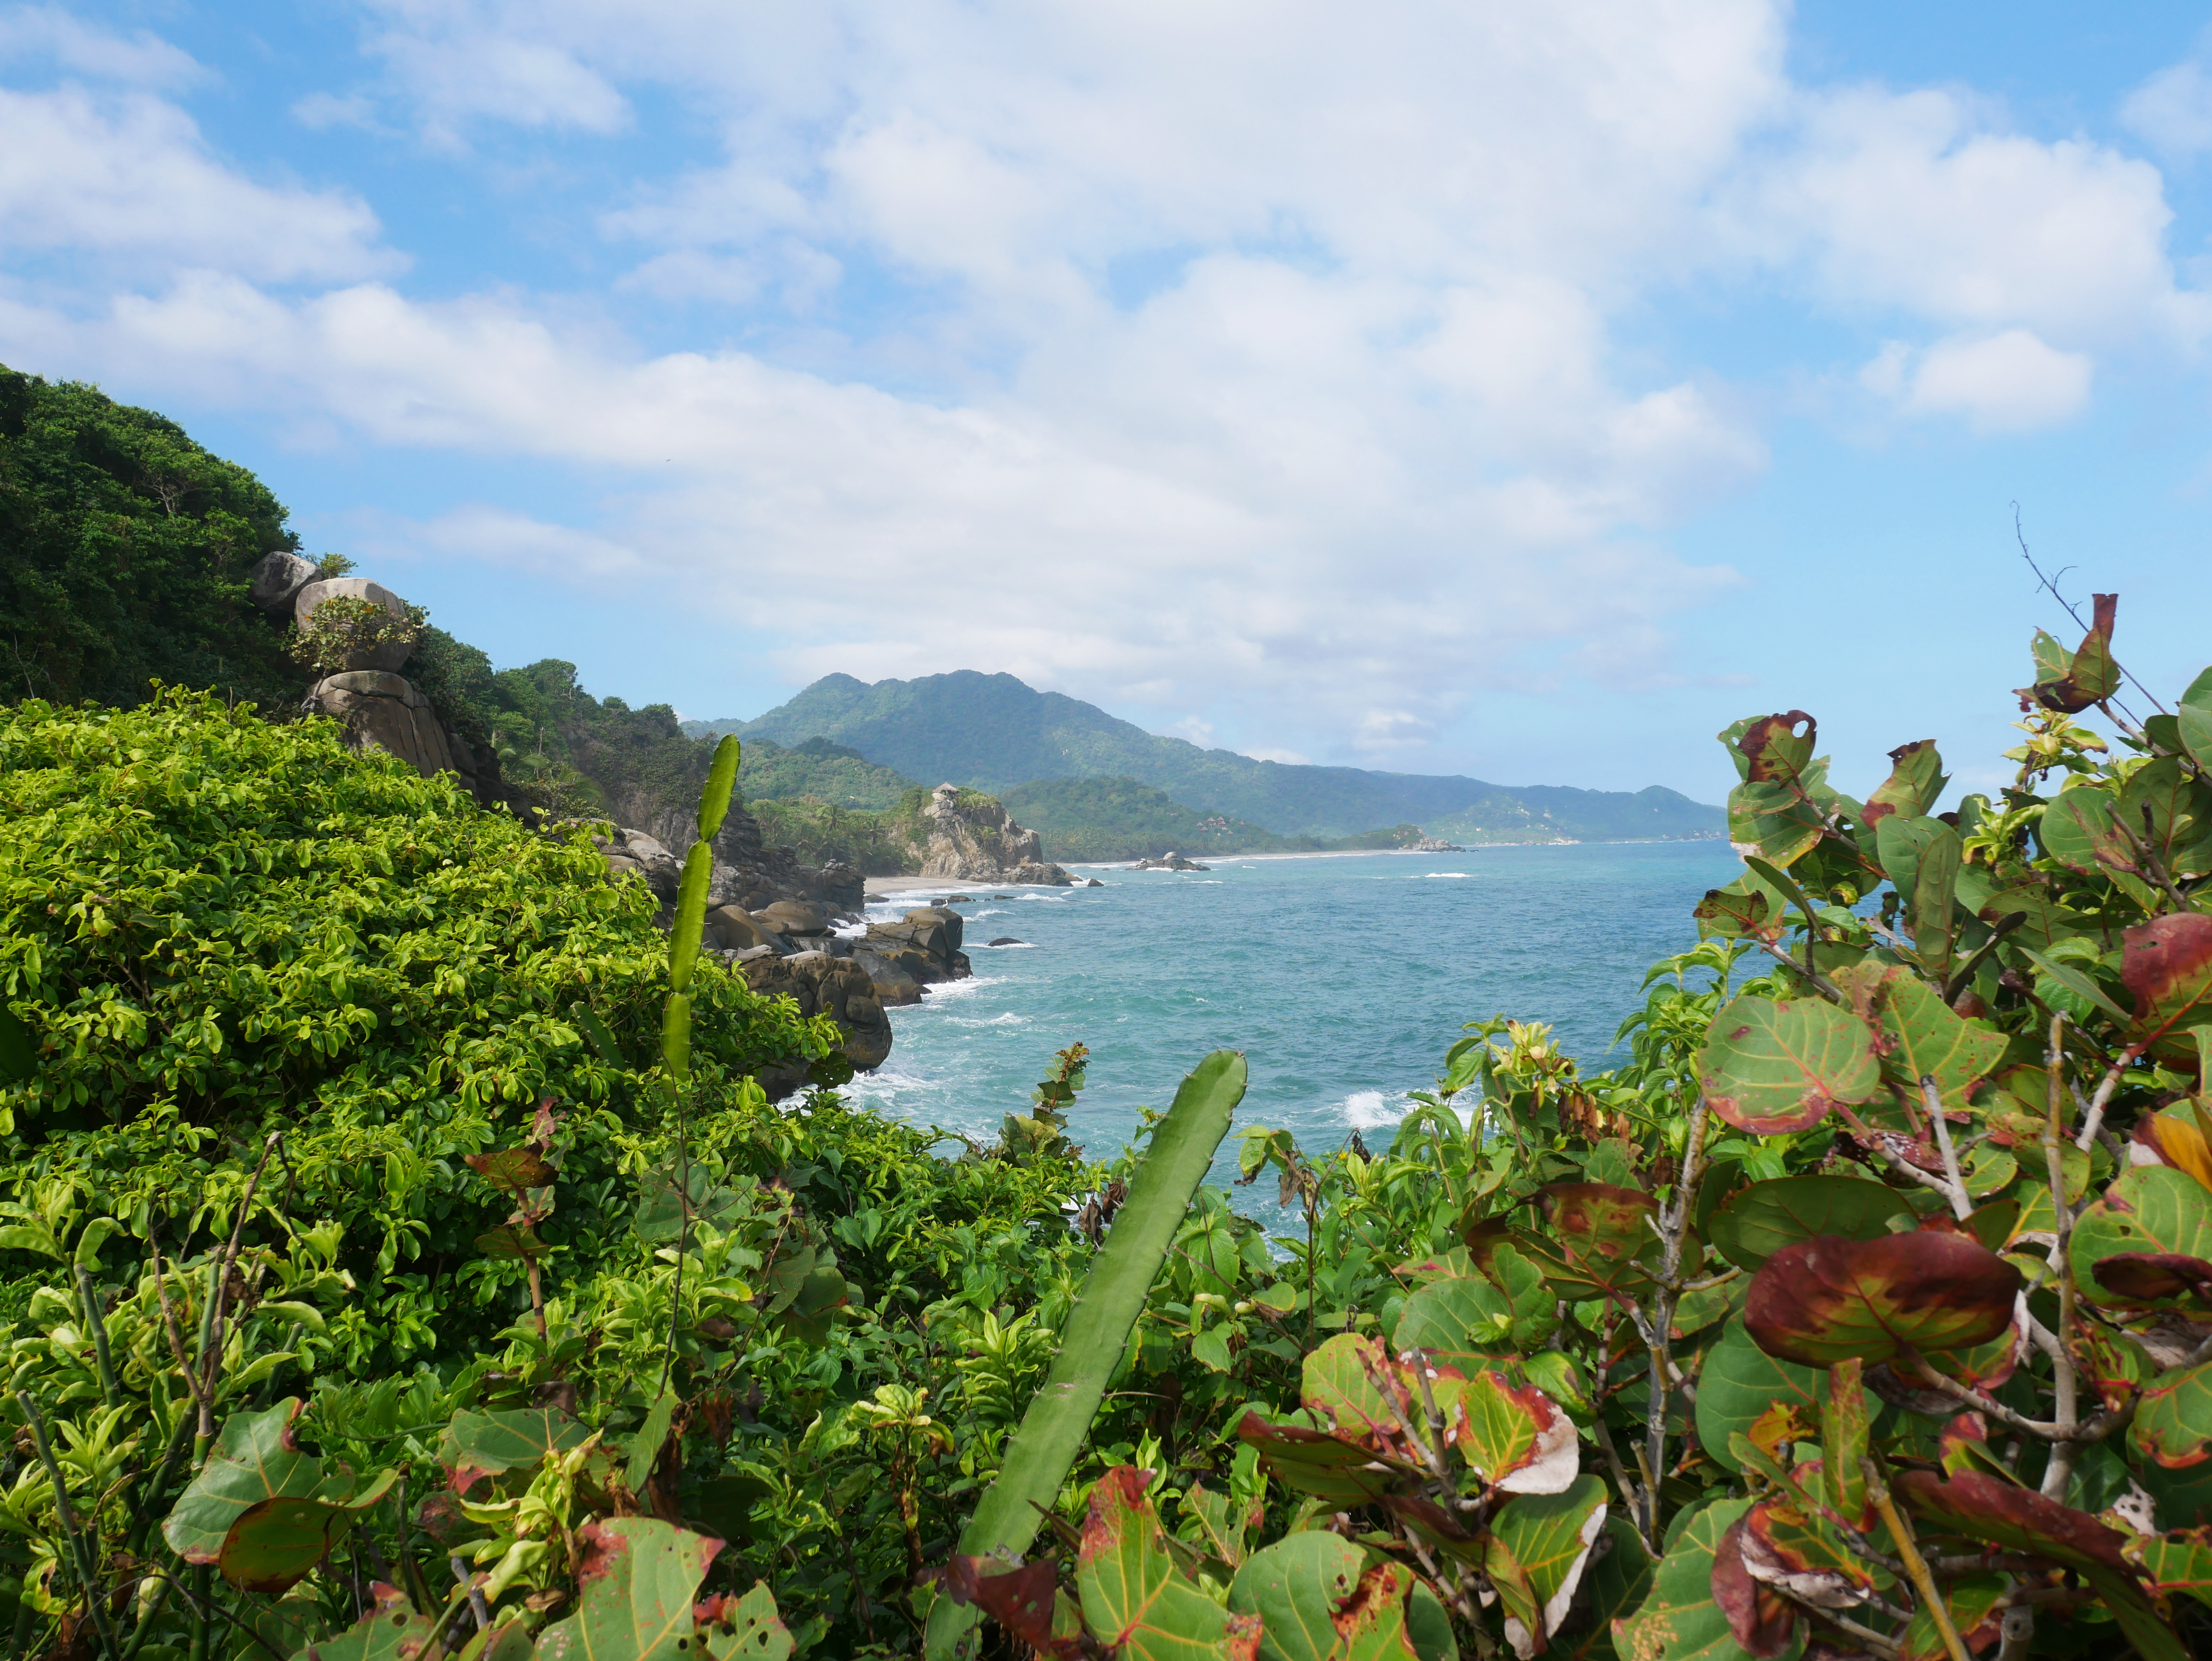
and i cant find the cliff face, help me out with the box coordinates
[907,784,1072,884]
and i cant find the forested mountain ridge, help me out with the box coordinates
[689,669,1722,841]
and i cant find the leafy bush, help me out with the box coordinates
[285,597,425,680]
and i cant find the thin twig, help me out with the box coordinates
[18,1390,125,1661]
[2041,1021,2080,1500]
[1642,1095,1709,1542]
[1863,1455,1970,1661]
[1921,1077,1974,1222]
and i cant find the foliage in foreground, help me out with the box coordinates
[10,595,2212,1661]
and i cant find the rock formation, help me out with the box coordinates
[293,577,415,672]
[912,782,1074,884]
[1132,851,1209,871]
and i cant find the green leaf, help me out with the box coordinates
[2041,785,2126,881]
[2128,1528,2212,1609]
[2019,593,2120,713]
[2016,944,2131,1027]
[1698,995,1879,1135]
[1454,1371,1579,1495]
[1541,1184,1661,1294]
[924,1051,1248,1660]
[1743,1231,2020,1367]
[1911,822,1962,981]
[1727,782,1824,870]
[698,735,741,843]
[1390,1273,1514,1368]
[1873,814,1944,901]
[2073,1166,2212,1312]
[624,1389,679,1495]
[701,1582,794,1661]
[1899,1575,2006,1661]
[474,1224,549,1261]
[1079,1468,1260,1660]
[1488,1476,1607,1660]
[1864,740,1947,827]
[1225,1530,1365,1661]
[438,1408,591,1493]
[219,1469,400,1594]
[2130,1358,2212,1474]
[1695,1318,1826,1476]
[163,1400,385,1585]
[297,1587,436,1661]
[535,1518,724,1661]
[1183,1483,1261,1569]
[2119,758,2212,882]
[1834,962,2008,1113]
[1706,1176,1913,1272]
[2179,665,2212,775]
[1614,1499,1795,1661]
[668,843,712,996]
[1558,1515,1651,1661]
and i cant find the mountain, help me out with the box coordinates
[740,736,919,811]
[995,777,1317,861]
[687,671,1722,842]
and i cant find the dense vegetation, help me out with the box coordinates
[0,365,307,712]
[11,588,2212,1661]
[739,736,921,812]
[996,777,1322,860]
[699,669,1723,841]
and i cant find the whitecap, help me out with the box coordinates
[1420,872,1470,879]
[895,975,1007,1005]
[974,940,1037,949]
[947,1012,1028,1027]
[1341,1089,1410,1129]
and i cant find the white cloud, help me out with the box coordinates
[0,6,200,88]
[0,86,396,283]
[1904,330,2094,433]
[2123,55,2212,160]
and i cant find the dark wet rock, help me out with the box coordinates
[986,936,1025,947]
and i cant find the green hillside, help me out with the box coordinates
[740,734,918,809]
[997,776,1319,861]
[692,670,1722,841]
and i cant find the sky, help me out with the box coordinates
[4,2,2212,807]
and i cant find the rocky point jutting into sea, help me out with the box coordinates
[242,549,1083,1097]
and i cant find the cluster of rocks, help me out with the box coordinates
[249,552,501,801]
[914,782,1075,885]
[1132,851,1210,871]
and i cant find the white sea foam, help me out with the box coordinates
[947,1012,1028,1027]
[1419,872,1470,879]
[1341,1089,1410,1129]
[896,975,1007,1005]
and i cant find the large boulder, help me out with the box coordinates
[741,952,893,1073]
[248,550,318,614]
[756,899,830,937]
[293,578,415,672]
[705,905,787,953]
[912,782,1075,884]
[856,906,968,988]
[596,828,683,902]
[302,672,455,778]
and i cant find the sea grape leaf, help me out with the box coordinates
[1542,1183,1662,1292]
[218,1469,400,1594]
[2041,786,2127,880]
[1224,1530,1365,1661]
[439,1408,592,1494]
[1821,1359,1870,1529]
[1182,1483,1261,1569]
[1706,1176,1913,1272]
[1614,1499,1799,1661]
[2020,593,2120,713]
[1874,815,1945,902]
[162,1400,388,1586]
[935,1558,1069,1661]
[2072,1166,2212,1312]
[1894,1466,2185,1661]
[1710,1514,1799,1658]
[1331,1563,1433,1661]
[699,1581,793,1661]
[2127,1527,2212,1608]
[1489,1476,1607,1660]
[1834,962,2008,1113]
[2118,758,2212,882]
[2124,914,2212,1047]
[1737,712,1817,785]
[1911,824,1963,981]
[1742,1233,2020,1367]
[1696,1318,1827,1476]
[2130,1357,2212,1472]
[303,1586,435,1661]
[1453,1372,1579,1495]
[1694,882,1778,943]
[633,1164,749,1244]
[1738,1494,1872,1609]
[1898,1575,2007,1661]
[1391,1273,1514,1368]
[1864,740,1947,827]
[2179,665,2212,775]
[1079,1468,1262,1661]
[474,1224,549,1261]
[1238,1413,1409,1506]
[1698,996,1880,1135]
[1483,1531,1546,1659]
[535,1517,723,1661]
[1304,1333,1417,1445]
[1559,1515,1651,1661]
[1728,783,1825,870]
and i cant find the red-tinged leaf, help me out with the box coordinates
[1300,1332,1467,1464]
[1898,1575,2008,1661]
[2130,1357,2212,1471]
[936,1557,1078,1659]
[1739,712,1817,786]
[2073,1166,2212,1312]
[466,1147,557,1195]
[1863,740,1947,827]
[1224,1531,1370,1661]
[1740,1497,1873,1609]
[1743,1232,2021,1367]
[2094,1252,2212,1305]
[1379,1491,1487,1567]
[1237,1413,1415,1506]
[1696,884,1779,942]
[2124,914,2212,1047]
[2127,1526,2212,1608]
[1711,1516,1800,1658]
[1541,1183,1662,1291]
[474,1223,549,1261]
[1834,962,2008,1115]
[1700,996,1881,1136]
[2020,593,2120,713]
[1454,1370,1579,1495]
[1076,1467,1265,1660]
[1331,1562,1427,1661]
[536,1518,724,1661]
[1615,1501,1787,1661]
[1821,1360,1870,1530]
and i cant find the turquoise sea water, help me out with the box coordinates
[844,843,1742,1211]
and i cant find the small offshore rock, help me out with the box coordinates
[1132,851,1209,871]
[986,936,1025,947]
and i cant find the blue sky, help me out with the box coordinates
[4,2,2212,808]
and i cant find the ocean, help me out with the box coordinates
[844,842,1743,1220]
